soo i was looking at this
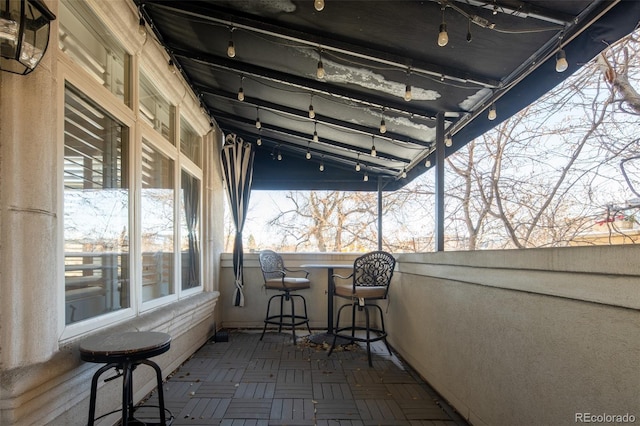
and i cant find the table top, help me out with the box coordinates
[300,263,353,269]
[80,331,171,363]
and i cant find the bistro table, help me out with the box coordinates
[300,263,353,345]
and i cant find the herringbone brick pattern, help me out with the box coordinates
[137,331,468,426]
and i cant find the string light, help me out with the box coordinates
[425,158,431,167]
[466,18,472,42]
[355,154,361,171]
[314,0,325,12]
[313,122,319,142]
[380,118,386,134]
[438,3,448,47]
[401,168,407,178]
[364,172,369,182]
[227,27,236,58]
[404,84,412,101]
[555,49,568,73]
[306,142,312,159]
[370,136,377,157]
[319,156,325,172]
[168,59,176,74]
[277,149,282,161]
[255,108,261,129]
[316,50,325,79]
[138,17,146,37]
[445,134,453,147]
[308,96,315,119]
[488,104,497,121]
[237,75,244,101]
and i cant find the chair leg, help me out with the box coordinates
[300,295,312,334]
[373,304,392,354]
[328,303,348,357]
[261,294,279,340]
[289,291,297,343]
[364,306,373,367]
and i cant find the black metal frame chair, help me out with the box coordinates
[258,250,312,343]
[328,251,396,366]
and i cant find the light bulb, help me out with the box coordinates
[380,119,386,134]
[314,0,325,11]
[402,168,407,178]
[308,104,315,119]
[256,137,262,146]
[438,23,448,47]
[555,49,568,73]
[237,87,244,101]
[355,162,361,172]
[445,136,453,147]
[316,60,325,79]
[313,131,318,142]
[488,105,497,121]
[168,59,176,74]
[425,158,431,167]
[364,173,369,182]
[371,145,377,157]
[306,150,312,160]
[138,18,146,36]
[404,84,412,101]
[227,40,236,58]
[256,117,261,129]
[319,162,324,172]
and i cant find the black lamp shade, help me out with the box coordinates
[0,0,55,75]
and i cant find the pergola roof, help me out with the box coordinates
[136,0,640,191]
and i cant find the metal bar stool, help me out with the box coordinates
[80,331,173,425]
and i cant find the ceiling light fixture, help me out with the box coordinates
[227,27,236,58]
[488,104,497,121]
[555,49,568,73]
[370,136,377,157]
[316,49,325,79]
[438,3,449,47]
[237,75,244,101]
[314,0,325,12]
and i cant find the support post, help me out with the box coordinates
[435,113,445,252]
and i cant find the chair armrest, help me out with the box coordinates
[284,267,309,278]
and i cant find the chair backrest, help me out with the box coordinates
[352,251,396,297]
[259,250,285,281]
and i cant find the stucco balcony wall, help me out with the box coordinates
[388,246,640,426]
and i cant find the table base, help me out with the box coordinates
[307,332,353,346]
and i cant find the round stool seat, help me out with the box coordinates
[80,331,171,363]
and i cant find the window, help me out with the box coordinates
[180,170,201,290]
[141,139,175,302]
[58,0,129,104]
[140,71,174,143]
[63,84,130,324]
[180,117,202,167]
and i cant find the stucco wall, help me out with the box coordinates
[387,247,640,426]
[0,1,226,424]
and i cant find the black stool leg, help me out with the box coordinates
[289,291,297,343]
[121,361,133,426]
[87,363,118,426]
[140,359,167,425]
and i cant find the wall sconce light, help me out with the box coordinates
[0,0,56,75]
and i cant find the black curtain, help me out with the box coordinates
[182,170,200,289]
[221,134,255,306]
